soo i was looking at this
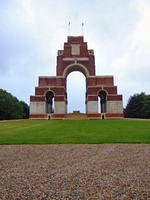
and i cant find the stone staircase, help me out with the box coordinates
[65,111,88,120]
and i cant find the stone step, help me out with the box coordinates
[65,112,88,120]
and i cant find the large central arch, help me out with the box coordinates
[66,71,86,113]
[64,64,87,113]
[63,63,89,78]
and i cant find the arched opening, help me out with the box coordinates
[67,71,86,113]
[63,63,89,78]
[45,91,54,113]
[98,90,107,113]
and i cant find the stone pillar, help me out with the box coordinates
[86,101,98,113]
[30,102,46,114]
[54,101,66,114]
[107,101,123,113]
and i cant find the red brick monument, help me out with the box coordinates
[30,36,123,119]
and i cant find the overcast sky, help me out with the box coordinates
[0,0,150,113]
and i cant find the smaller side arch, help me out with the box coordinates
[97,89,108,97]
[98,90,107,113]
[63,63,89,78]
[45,90,54,113]
[44,89,55,97]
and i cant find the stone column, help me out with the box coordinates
[86,100,98,113]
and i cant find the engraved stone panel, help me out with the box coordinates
[87,101,98,113]
[30,102,46,114]
[54,102,66,113]
[71,44,80,55]
[107,101,123,113]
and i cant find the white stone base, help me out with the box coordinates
[86,101,98,113]
[30,102,46,114]
[65,103,67,113]
[54,101,66,114]
[107,101,123,113]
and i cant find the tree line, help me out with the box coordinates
[124,92,150,119]
[0,89,29,120]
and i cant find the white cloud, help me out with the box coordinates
[111,0,150,106]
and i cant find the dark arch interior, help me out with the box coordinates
[98,90,107,113]
[46,91,54,113]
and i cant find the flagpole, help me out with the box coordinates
[68,21,70,36]
[82,22,84,36]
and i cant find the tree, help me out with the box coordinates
[0,89,29,120]
[124,92,150,119]
[20,101,29,119]
[143,95,150,118]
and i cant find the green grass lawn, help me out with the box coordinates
[0,119,150,144]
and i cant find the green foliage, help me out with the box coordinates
[124,92,150,119]
[0,119,150,144]
[0,89,29,120]
[20,101,29,119]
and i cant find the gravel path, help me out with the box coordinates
[0,144,150,199]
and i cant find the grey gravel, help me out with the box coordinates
[0,144,150,199]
